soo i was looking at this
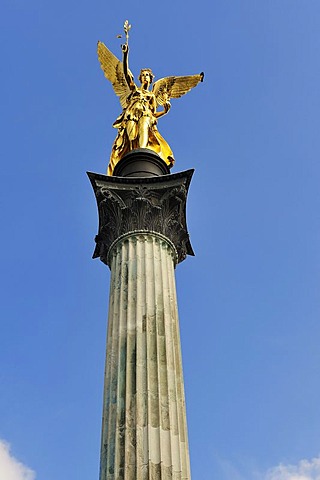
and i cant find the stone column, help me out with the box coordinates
[88,150,194,480]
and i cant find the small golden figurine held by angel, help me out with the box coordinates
[97,20,204,175]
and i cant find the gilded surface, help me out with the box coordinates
[97,20,204,175]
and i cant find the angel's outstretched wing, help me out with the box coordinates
[97,41,133,108]
[152,73,204,106]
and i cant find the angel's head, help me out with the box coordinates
[139,68,154,85]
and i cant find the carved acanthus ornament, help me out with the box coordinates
[87,170,194,266]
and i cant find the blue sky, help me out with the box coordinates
[1,1,320,479]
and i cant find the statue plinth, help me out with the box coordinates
[113,148,171,177]
[88,150,194,479]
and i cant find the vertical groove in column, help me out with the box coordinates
[124,237,137,479]
[107,243,122,480]
[100,233,191,480]
[100,252,116,480]
[171,242,184,480]
[153,237,163,476]
[143,237,149,480]
[136,236,149,480]
[160,242,181,478]
[157,239,171,480]
[166,249,191,480]
[122,240,131,478]
[146,236,159,474]
[122,239,130,478]
[114,241,125,479]
[167,248,186,478]
[135,237,142,479]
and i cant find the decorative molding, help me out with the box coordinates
[87,169,194,267]
[107,230,178,266]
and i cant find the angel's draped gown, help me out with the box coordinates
[107,85,174,176]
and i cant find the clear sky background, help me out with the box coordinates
[1,1,320,479]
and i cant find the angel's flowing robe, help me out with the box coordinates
[107,87,174,176]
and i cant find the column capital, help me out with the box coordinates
[87,168,194,267]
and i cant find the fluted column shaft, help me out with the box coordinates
[100,232,191,480]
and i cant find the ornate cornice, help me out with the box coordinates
[87,169,194,267]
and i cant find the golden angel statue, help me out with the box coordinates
[97,21,204,175]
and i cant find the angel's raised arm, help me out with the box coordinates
[121,44,135,90]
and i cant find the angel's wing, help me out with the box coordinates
[97,41,133,108]
[152,73,204,106]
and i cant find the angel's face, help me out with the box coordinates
[139,69,153,86]
[140,71,151,84]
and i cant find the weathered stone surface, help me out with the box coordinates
[99,234,191,480]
